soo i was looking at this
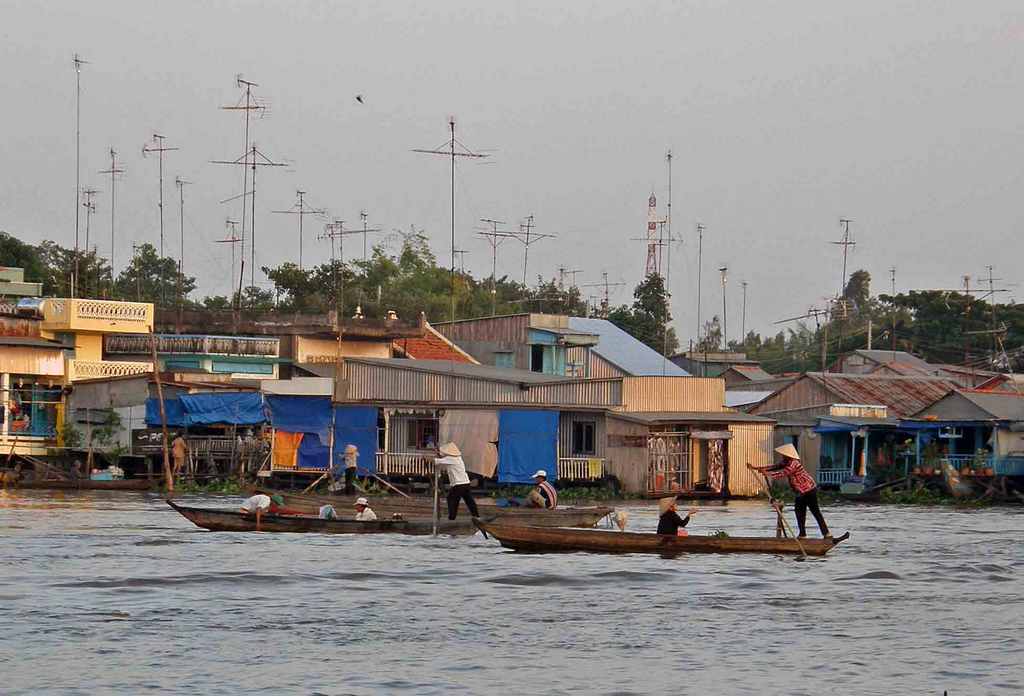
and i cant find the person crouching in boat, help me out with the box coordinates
[434,442,480,520]
[656,497,697,536]
[353,497,377,521]
[747,444,831,539]
[526,470,558,509]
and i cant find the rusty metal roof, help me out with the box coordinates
[806,372,955,418]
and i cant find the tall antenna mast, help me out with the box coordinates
[832,218,855,298]
[72,54,89,298]
[741,280,748,345]
[98,148,125,296]
[358,210,383,262]
[320,220,361,316]
[413,117,489,323]
[216,219,243,297]
[174,177,192,318]
[890,266,897,356]
[141,134,179,261]
[454,248,469,273]
[719,265,729,349]
[272,190,325,269]
[515,214,554,286]
[81,187,99,296]
[477,218,516,316]
[695,223,705,341]
[581,272,626,318]
[131,243,145,301]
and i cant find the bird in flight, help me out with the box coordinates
[355,94,364,104]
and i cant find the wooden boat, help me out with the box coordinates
[254,488,613,528]
[475,520,850,556]
[167,500,483,536]
[9,478,153,491]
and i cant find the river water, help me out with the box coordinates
[0,491,1020,695]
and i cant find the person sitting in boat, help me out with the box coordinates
[319,504,338,520]
[353,497,378,522]
[434,442,480,520]
[747,444,831,539]
[656,497,697,536]
[526,470,559,509]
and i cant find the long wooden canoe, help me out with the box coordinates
[9,478,153,491]
[254,488,613,528]
[475,520,850,556]
[167,500,482,536]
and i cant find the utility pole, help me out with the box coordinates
[272,190,326,269]
[413,117,490,323]
[695,223,705,342]
[72,54,89,298]
[890,267,897,357]
[358,211,383,262]
[477,218,516,316]
[741,280,748,346]
[98,148,125,296]
[719,266,728,349]
[131,243,144,301]
[216,219,243,298]
[514,215,555,286]
[581,273,626,319]
[454,248,469,273]
[141,134,179,261]
[320,220,360,318]
[557,266,582,289]
[987,265,997,361]
[174,177,192,322]
[832,218,855,299]
[81,187,98,296]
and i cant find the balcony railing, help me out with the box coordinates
[376,452,434,477]
[105,333,279,357]
[69,359,152,381]
[817,469,854,486]
[43,298,153,333]
[557,457,605,480]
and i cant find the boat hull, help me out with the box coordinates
[168,501,481,536]
[9,478,153,491]
[255,488,612,528]
[475,520,847,556]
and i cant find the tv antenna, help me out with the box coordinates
[557,266,582,289]
[320,220,361,316]
[357,210,383,262]
[174,177,192,313]
[141,134,179,264]
[215,219,243,296]
[98,148,125,295]
[515,215,555,286]
[272,190,325,269]
[81,187,99,296]
[581,272,626,318]
[476,218,517,315]
[72,53,90,298]
[413,117,490,323]
[454,248,470,273]
[130,243,145,301]
[775,306,831,370]
[832,218,855,297]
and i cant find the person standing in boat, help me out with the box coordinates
[656,497,697,535]
[747,444,831,539]
[171,432,189,475]
[434,442,480,520]
[526,470,559,509]
[353,497,378,521]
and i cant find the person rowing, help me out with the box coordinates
[434,442,480,520]
[656,496,698,536]
[747,444,831,539]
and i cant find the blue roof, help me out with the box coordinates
[567,317,690,376]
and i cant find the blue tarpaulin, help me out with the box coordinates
[298,432,331,470]
[497,409,558,483]
[145,398,187,427]
[332,406,379,474]
[179,392,265,426]
[145,393,265,427]
[264,396,332,442]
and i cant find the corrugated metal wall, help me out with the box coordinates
[750,377,831,416]
[605,415,649,493]
[557,411,607,458]
[727,422,774,496]
[621,377,726,412]
[342,361,622,407]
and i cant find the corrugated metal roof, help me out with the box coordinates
[0,336,65,349]
[855,349,936,372]
[725,390,774,407]
[807,372,955,418]
[567,317,690,376]
[729,364,773,380]
[942,391,1024,421]
[347,358,577,384]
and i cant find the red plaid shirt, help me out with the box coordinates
[766,459,816,495]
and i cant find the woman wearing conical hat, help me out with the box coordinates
[434,442,480,520]
[656,496,698,536]
[748,444,831,539]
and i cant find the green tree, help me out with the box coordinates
[608,274,679,356]
[0,231,45,284]
[36,240,111,298]
[114,243,195,306]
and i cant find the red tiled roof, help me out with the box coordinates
[808,372,956,418]
[393,327,476,363]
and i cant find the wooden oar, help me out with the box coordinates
[302,472,329,494]
[758,472,807,560]
[357,467,411,499]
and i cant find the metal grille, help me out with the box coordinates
[647,431,690,494]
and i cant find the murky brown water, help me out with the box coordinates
[0,491,1021,695]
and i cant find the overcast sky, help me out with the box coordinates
[2,1,1022,342]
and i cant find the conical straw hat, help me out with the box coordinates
[774,443,800,461]
[658,496,677,514]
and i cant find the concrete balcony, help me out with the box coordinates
[42,298,154,334]
[68,359,152,382]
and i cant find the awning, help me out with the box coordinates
[145,392,266,427]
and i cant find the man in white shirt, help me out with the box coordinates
[239,493,271,514]
[435,442,479,520]
[353,497,377,521]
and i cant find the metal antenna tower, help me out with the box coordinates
[890,267,897,356]
[273,190,325,269]
[695,223,705,341]
[216,219,243,296]
[413,117,490,323]
[719,265,729,349]
[832,218,855,300]
[174,177,192,313]
[358,211,383,262]
[557,266,582,289]
[454,248,469,273]
[515,215,554,286]
[581,273,626,318]
[141,134,179,261]
[131,243,145,301]
[81,187,99,296]
[741,280,748,344]
[98,148,125,295]
[476,218,516,316]
[72,54,89,298]
[320,220,361,316]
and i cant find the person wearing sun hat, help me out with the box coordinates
[353,496,378,522]
[526,470,559,509]
[656,496,697,536]
[434,441,479,520]
[748,443,831,538]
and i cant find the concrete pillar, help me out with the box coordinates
[1,372,8,438]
